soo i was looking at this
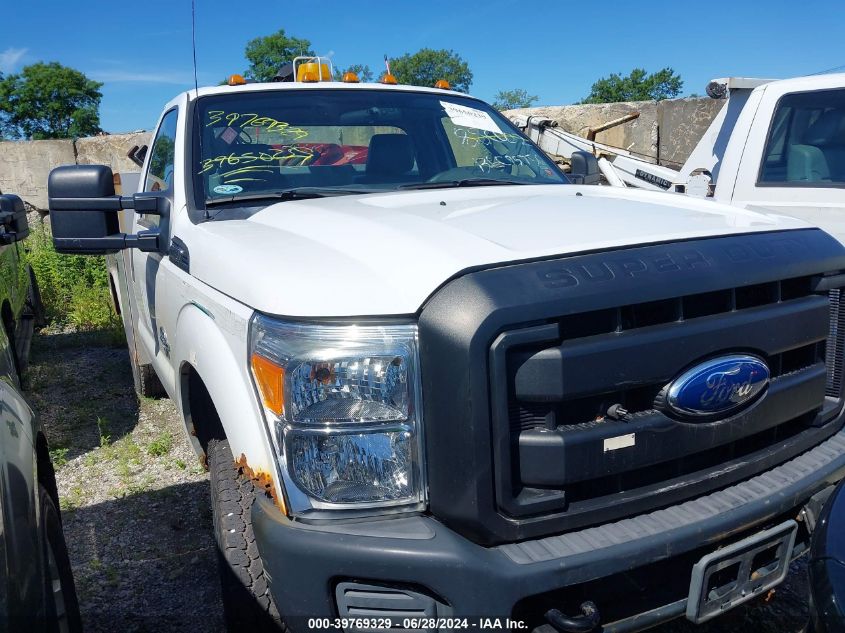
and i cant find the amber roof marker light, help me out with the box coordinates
[227,74,247,86]
[434,79,451,90]
[342,71,360,83]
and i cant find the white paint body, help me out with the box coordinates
[514,73,845,243]
[107,82,818,506]
[710,74,845,242]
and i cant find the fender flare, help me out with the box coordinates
[172,304,282,501]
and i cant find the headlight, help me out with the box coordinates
[249,316,425,516]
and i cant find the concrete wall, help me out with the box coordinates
[505,96,725,168]
[0,132,151,210]
[0,140,77,210]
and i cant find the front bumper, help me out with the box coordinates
[254,428,845,632]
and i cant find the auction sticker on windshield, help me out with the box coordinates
[213,184,243,195]
[441,101,502,134]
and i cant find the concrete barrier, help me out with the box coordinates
[75,132,151,173]
[0,132,151,211]
[505,96,725,168]
[0,139,77,210]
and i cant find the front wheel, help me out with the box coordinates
[208,439,284,632]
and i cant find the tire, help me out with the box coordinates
[39,484,82,633]
[208,439,283,632]
[133,361,166,398]
[127,340,166,398]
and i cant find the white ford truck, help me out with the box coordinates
[46,64,845,632]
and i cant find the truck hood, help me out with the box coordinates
[190,185,813,317]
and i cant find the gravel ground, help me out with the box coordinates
[25,327,811,633]
[27,328,224,632]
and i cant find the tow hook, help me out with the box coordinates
[545,602,600,632]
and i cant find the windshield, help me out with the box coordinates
[192,88,566,205]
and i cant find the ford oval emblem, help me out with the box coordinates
[663,354,769,418]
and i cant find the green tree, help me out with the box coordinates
[0,62,102,139]
[391,48,473,92]
[492,88,539,111]
[243,29,314,82]
[333,64,374,83]
[581,67,683,104]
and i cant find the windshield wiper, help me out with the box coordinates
[398,178,529,190]
[205,187,374,207]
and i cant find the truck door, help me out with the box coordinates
[729,81,845,242]
[131,108,179,375]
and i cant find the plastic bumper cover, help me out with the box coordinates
[253,428,845,629]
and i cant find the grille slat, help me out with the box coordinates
[826,288,845,397]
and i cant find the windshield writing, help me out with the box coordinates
[194,89,565,203]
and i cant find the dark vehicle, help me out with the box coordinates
[810,481,845,632]
[0,193,80,632]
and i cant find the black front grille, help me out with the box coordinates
[493,277,845,529]
[420,228,845,545]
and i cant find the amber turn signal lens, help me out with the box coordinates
[227,74,247,86]
[434,79,451,90]
[342,71,360,83]
[380,73,398,85]
[251,354,285,416]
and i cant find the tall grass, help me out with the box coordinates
[26,221,121,331]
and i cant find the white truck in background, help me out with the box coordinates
[513,73,845,241]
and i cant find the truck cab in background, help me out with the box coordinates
[515,73,845,243]
[699,74,845,238]
[45,62,845,632]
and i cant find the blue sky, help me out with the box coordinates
[4,0,845,133]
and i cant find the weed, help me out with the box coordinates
[126,474,156,496]
[110,438,143,481]
[49,447,69,468]
[147,431,173,457]
[174,458,187,470]
[59,485,84,512]
[83,452,99,468]
[138,395,158,407]
[96,416,111,447]
[24,221,122,332]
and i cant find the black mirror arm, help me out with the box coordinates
[123,193,168,216]
[53,230,159,254]
[50,193,168,216]
[125,230,160,252]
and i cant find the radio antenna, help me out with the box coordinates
[191,0,200,96]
